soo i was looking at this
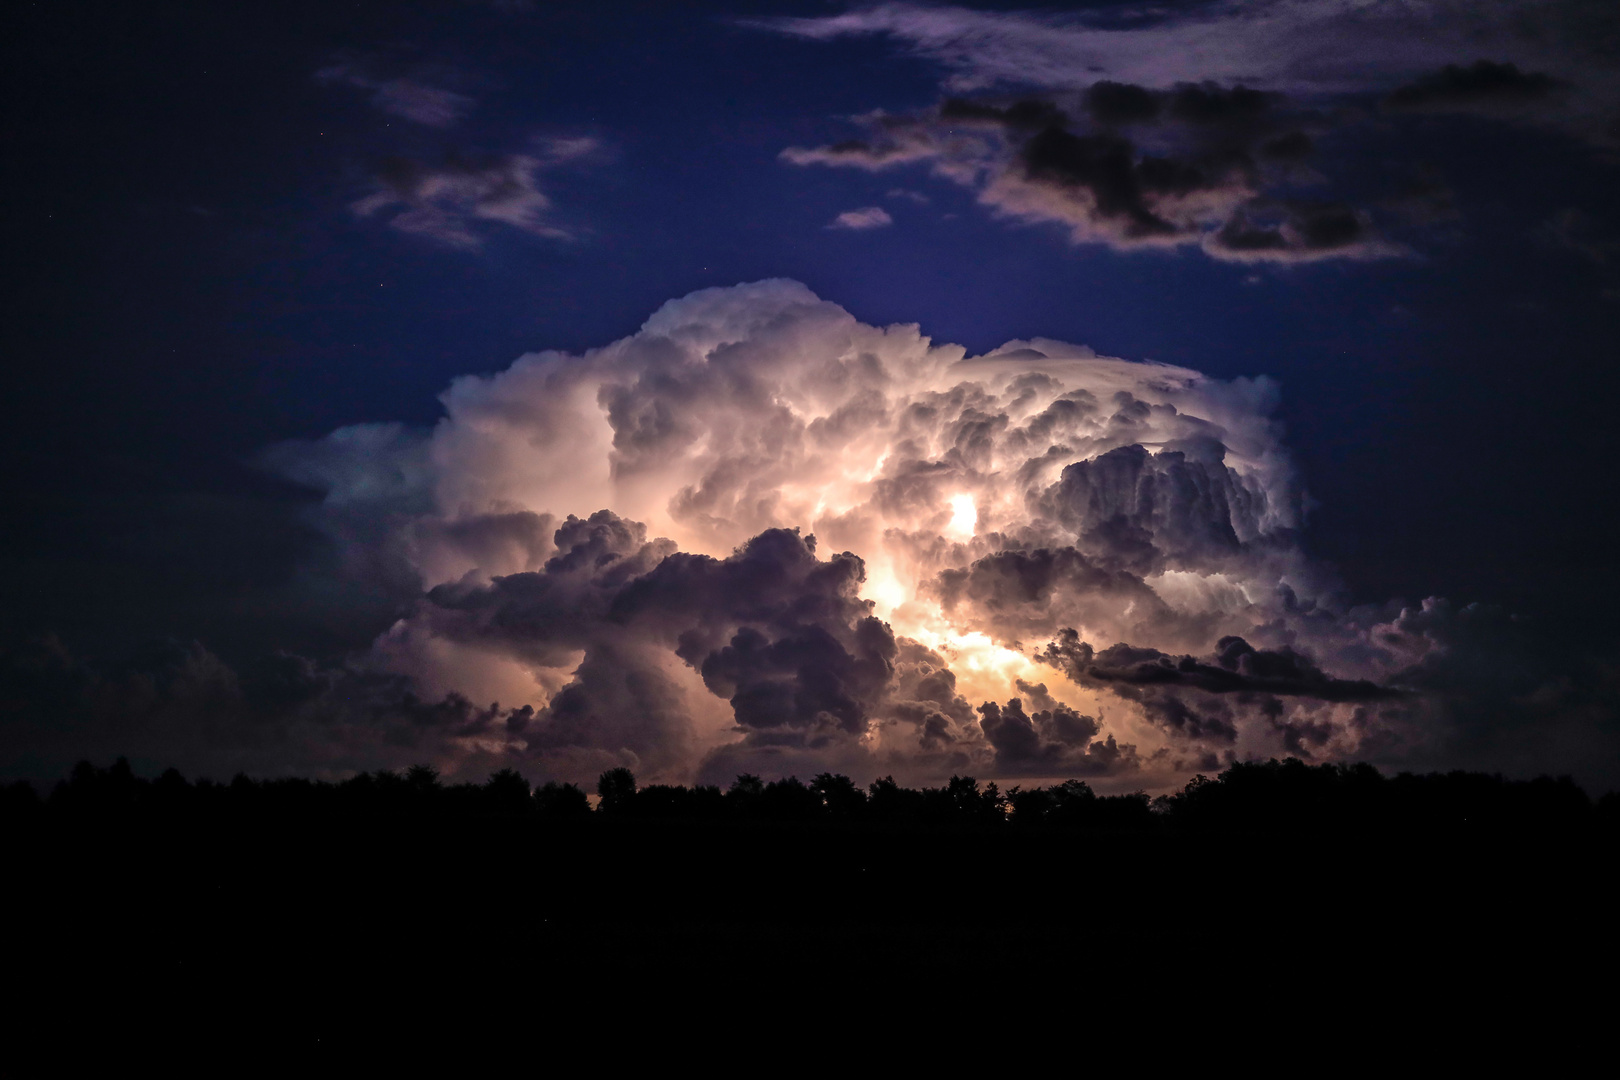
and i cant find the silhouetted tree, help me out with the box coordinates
[151,767,189,805]
[1095,790,1153,829]
[631,784,728,820]
[759,776,822,820]
[1005,785,1046,824]
[53,757,143,815]
[405,764,441,797]
[686,785,727,818]
[1598,791,1620,829]
[635,784,686,818]
[1043,779,1101,827]
[811,773,866,818]
[3,755,1610,841]
[535,780,590,819]
[1,779,40,819]
[726,773,765,817]
[867,775,924,821]
[943,775,1006,825]
[483,769,532,814]
[596,767,637,815]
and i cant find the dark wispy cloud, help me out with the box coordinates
[1207,199,1387,263]
[1540,207,1620,264]
[351,138,598,248]
[781,88,1399,262]
[1039,630,1403,703]
[1032,629,1408,758]
[754,1,1618,105]
[764,2,1620,254]
[1383,59,1568,115]
[1380,166,1462,227]
[316,60,475,127]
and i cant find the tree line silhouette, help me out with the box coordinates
[5,755,1613,835]
[8,753,1614,1062]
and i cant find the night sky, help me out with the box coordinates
[4,0,1618,790]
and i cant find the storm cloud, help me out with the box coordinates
[780,85,1400,262]
[1384,60,1568,114]
[233,279,1600,788]
[7,281,1605,788]
[757,1,1618,109]
[767,1,1620,253]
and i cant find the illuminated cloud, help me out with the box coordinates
[766,2,1620,254]
[264,280,1487,787]
[755,1,1617,106]
[829,206,894,230]
[781,89,1401,262]
[5,281,1609,787]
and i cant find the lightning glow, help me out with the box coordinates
[947,494,977,537]
[275,280,1415,787]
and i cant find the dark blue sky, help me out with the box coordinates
[3,1,1618,777]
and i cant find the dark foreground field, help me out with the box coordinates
[6,759,1616,1067]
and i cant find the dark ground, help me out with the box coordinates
[9,805,1614,1070]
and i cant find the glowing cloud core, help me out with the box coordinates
[274,280,1428,788]
[947,494,978,537]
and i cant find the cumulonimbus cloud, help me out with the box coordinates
[3,281,1608,787]
[247,278,1598,789]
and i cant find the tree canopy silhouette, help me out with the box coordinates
[1,755,1611,838]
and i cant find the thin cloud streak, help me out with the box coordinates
[316,61,475,127]
[830,206,894,229]
[352,138,600,249]
[755,1,1616,97]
